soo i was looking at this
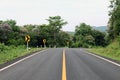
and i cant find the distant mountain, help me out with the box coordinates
[66,31,75,36]
[92,26,107,32]
[65,26,107,35]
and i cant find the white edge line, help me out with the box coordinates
[0,49,47,72]
[84,50,120,67]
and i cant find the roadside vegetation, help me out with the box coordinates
[0,43,42,64]
[88,40,120,61]
[0,16,70,65]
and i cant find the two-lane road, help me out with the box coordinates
[0,48,120,80]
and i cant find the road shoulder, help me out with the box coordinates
[0,49,45,69]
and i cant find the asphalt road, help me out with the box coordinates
[0,48,120,80]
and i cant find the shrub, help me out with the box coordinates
[0,43,10,53]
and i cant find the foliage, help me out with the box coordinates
[75,23,92,36]
[84,35,95,45]
[0,43,9,53]
[0,44,43,64]
[0,16,108,48]
[108,0,120,39]
[91,30,107,46]
[88,40,120,61]
[73,23,107,48]
[0,16,70,47]
[46,16,68,47]
[47,16,67,30]
[57,31,71,47]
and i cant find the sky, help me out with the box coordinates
[0,0,110,31]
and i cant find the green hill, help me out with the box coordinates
[92,26,107,32]
[66,31,75,36]
[65,26,107,36]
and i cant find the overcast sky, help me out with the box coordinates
[0,0,110,31]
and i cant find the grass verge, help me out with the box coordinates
[0,45,44,65]
[88,40,120,61]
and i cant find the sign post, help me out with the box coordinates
[25,35,30,51]
[43,39,46,48]
[27,41,28,51]
[67,41,69,48]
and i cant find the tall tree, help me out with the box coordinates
[74,23,93,47]
[0,20,24,45]
[46,16,67,47]
[108,0,120,39]
[47,16,67,31]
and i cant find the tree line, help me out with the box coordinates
[0,16,71,47]
[0,17,107,48]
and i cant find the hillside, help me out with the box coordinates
[65,26,107,35]
[92,26,107,32]
[66,31,75,36]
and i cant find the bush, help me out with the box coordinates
[8,38,24,46]
[0,43,10,53]
[82,43,89,48]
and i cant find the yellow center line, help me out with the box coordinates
[62,49,67,80]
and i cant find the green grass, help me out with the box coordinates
[0,45,43,64]
[88,40,120,61]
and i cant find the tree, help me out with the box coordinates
[23,24,35,33]
[0,22,12,31]
[38,24,71,47]
[0,22,12,44]
[108,0,120,39]
[47,16,67,30]
[84,35,95,45]
[57,31,71,47]
[92,30,106,46]
[37,24,49,47]
[0,17,70,47]
[74,23,93,47]
[75,23,92,36]
[73,23,107,47]
[46,16,67,47]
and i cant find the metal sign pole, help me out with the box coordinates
[27,41,28,51]
[44,43,45,48]
[43,39,46,48]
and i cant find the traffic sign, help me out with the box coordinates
[25,35,30,42]
[67,41,69,45]
[43,39,46,44]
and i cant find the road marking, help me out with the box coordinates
[62,49,67,80]
[0,49,47,72]
[84,50,120,67]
